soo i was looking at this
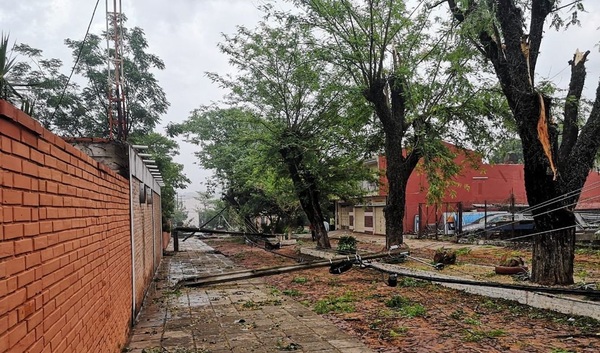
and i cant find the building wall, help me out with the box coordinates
[341,147,600,236]
[133,185,162,313]
[152,191,162,271]
[0,101,133,352]
[353,208,365,233]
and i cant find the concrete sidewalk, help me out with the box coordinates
[124,238,374,353]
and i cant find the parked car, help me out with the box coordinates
[461,212,535,239]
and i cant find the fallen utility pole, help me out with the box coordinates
[177,252,600,299]
[176,252,400,289]
[174,226,275,239]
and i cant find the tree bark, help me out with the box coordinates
[280,143,331,249]
[364,76,419,248]
[447,0,600,284]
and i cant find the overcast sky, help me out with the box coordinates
[2,0,600,202]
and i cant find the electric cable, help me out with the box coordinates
[458,181,600,242]
[49,0,101,123]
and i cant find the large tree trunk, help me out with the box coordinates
[445,0,600,285]
[280,144,331,249]
[383,135,411,248]
[365,77,419,249]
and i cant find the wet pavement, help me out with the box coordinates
[124,237,375,353]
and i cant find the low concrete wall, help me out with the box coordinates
[371,262,600,321]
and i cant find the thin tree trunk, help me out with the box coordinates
[280,144,331,248]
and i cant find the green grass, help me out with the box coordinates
[283,289,302,297]
[291,276,308,284]
[313,292,356,314]
[389,326,409,337]
[454,247,472,256]
[385,295,427,318]
[398,277,428,288]
[575,248,600,257]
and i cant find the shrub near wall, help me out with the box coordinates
[0,101,132,352]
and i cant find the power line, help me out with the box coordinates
[49,0,101,124]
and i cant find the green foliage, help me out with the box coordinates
[398,277,427,288]
[336,236,357,254]
[296,0,508,199]
[9,18,168,138]
[385,295,426,318]
[128,133,190,221]
[313,292,356,314]
[454,247,472,256]
[0,33,18,100]
[282,289,302,297]
[291,276,308,284]
[169,12,375,238]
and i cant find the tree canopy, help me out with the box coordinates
[170,12,376,247]
[293,0,508,246]
[3,22,187,224]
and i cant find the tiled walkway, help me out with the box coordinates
[125,238,374,353]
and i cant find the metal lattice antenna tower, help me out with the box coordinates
[106,0,127,141]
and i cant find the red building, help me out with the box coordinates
[336,146,600,235]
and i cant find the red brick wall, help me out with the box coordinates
[131,179,158,313]
[0,101,133,353]
[152,191,161,271]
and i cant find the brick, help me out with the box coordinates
[52,196,64,207]
[33,236,49,251]
[46,181,58,194]
[0,333,7,353]
[7,320,27,349]
[4,224,23,240]
[2,189,22,204]
[22,160,39,177]
[0,314,7,334]
[6,288,26,311]
[14,238,33,255]
[11,139,30,158]
[6,256,26,276]
[38,167,52,180]
[13,207,31,222]
[3,154,22,172]
[13,174,32,190]
[44,155,58,169]
[24,223,40,237]
[26,307,43,332]
[2,206,13,223]
[42,259,60,276]
[17,268,35,287]
[40,248,54,262]
[0,117,20,140]
[25,253,41,269]
[1,173,13,187]
[39,194,53,206]
[20,128,38,149]
[30,149,44,164]
[23,193,39,206]
[0,241,13,258]
[39,221,53,235]
[1,136,12,152]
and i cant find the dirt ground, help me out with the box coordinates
[203,235,600,353]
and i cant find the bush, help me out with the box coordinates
[336,236,357,254]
